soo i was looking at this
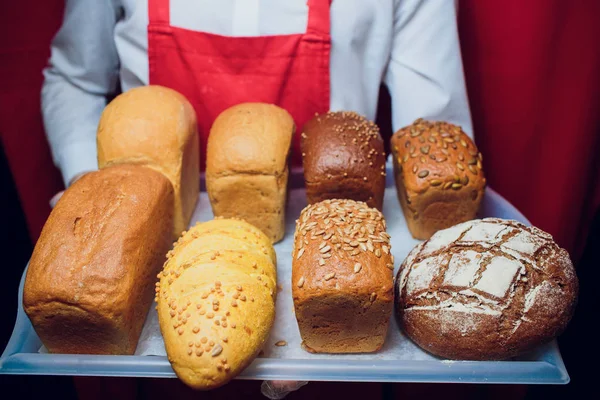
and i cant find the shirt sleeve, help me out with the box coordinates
[41,0,121,186]
[384,0,474,138]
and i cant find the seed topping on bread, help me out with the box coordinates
[302,111,385,182]
[293,199,391,282]
[392,119,486,191]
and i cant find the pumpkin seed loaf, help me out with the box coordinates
[391,119,486,240]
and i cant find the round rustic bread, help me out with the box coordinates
[394,218,578,360]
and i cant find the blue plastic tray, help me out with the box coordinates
[0,170,570,384]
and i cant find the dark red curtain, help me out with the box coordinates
[1,0,599,261]
[459,0,600,258]
[2,2,595,399]
[0,0,64,241]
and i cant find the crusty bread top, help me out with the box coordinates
[97,85,198,176]
[292,199,394,301]
[396,218,578,357]
[97,85,200,238]
[206,103,294,176]
[301,111,386,183]
[391,119,486,195]
[24,164,174,316]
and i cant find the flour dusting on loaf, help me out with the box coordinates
[395,218,578,360]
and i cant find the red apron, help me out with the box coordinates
[147,0,331,169]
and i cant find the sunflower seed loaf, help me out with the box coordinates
[292,199,394,353]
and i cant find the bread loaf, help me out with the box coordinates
[23,165,174,355]
[301,111,386,210]
[292,199,394,353]
[390,119,486,240]
[395,218,578,360]
[206,103,294,243]
[97,85,200,238]
[157,218,276,390]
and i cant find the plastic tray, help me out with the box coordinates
[0,170,570,384]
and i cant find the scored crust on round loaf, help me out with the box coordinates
[395,218,578,360]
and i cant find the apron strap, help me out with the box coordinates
[149,0,170,25]
[306,0,332,37]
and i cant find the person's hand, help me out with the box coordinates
[260,380,308,399]
[49,171,90,208]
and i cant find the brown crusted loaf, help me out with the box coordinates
[23,165,174,355]
[97,85,200,239]
[206,103,294,243]
[391,119,486,240]
[292,199,394,353]
[301,111,386,210]
[157,218,276,390]
[395,218,578,360]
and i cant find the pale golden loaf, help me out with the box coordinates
[97,85,200,238]
[292,199,394,353]
[206,103,294,243]
[156,218,276,390]
[23,165,174,355]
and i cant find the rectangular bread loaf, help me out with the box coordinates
[292,199,394,353]
[206,103,294,243]
[390,119,486,240]
[301,111,386,210]
[97,85,199,239]
[23,165,174,355]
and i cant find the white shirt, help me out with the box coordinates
[42,0,472,186]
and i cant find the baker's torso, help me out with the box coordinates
[112,0,395,121]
